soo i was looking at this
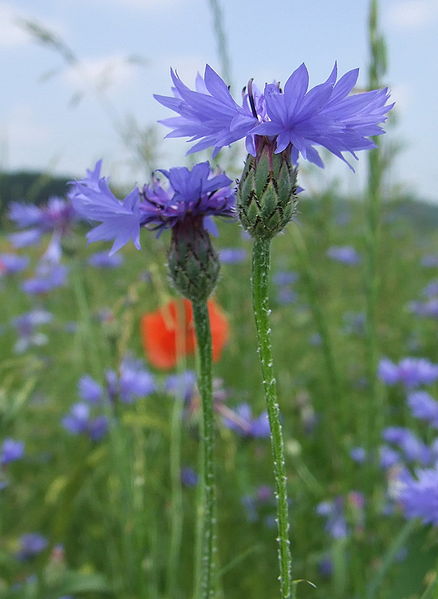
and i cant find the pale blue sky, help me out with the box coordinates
[1,0,437,201]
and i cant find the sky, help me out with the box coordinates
[1,0,437,202]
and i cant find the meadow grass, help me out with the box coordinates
[1,190,437,599]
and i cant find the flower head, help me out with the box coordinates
[1,439,25,465]
[155,63,393,168]
[0,254,29,276]
[16,533,48,560]
[221,403,270,438]
[378,357,438,388]
[70,160,235,255]
[141,162,235,233]
[395,465,438,526]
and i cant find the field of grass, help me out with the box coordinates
[1,186,437,598]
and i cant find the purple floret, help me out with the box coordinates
[70,160,235,254]
[407,391,438,428]
[327,245,361,265]
[395,465,438,526]
[21,262,68,295]
[88,251,124,268]
[16,533,48,560]
[1,439,25,465]
[383,427,431,465]
[222,403,270,438]
[78,375,103,404]
[155,63,393,168]
[0,254,29,275]
[378,357,438,388]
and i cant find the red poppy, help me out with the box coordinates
[140,298,229,369]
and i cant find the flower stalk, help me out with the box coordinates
[251,236,292,599]
[192,300,216,599]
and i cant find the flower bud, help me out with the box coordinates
[237,137,298,239]
[168,217,220,302]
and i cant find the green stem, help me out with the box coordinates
[252,236,292,599]
[192,300,216,599]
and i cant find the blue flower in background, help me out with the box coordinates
[327,245,361,265]
[70,160,235,254]
[21,262,68,295]
[16,533,48,561]
[12,309,53,353]
[1,439,25,465]
[378,357,438,388]
[407,391,438,428]
[218,248,247,264]
[395,466,438,526]
[87,251,124,268]
[0,253,29,276]
[221,403,270,438]
[155,63,393,167]
[9,197,77,262]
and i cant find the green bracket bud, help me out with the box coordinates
[237,138,298,239]
[168,217,220,302]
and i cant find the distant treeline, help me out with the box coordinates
[0,170,71,220]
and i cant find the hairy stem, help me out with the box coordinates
[192,300,216,599]
[252,236,292,599]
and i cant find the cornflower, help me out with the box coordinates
[155,62,393,599]
[70,159,235,599]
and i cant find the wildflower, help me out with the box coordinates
[21,261,68,295]
[1,438,25,465]
[407,391,438,428]
[12,309,53,353]
[350,447,366,464]
[422,280,438,298]
[140,298,229,369]
[378,357,438,388]
[70,160,234,253]
[218,248,247,264]
[9,197,77,262]
[16,533,48,560]
[409,299,438,319]
[421,254,438,268]
[395,465,438,526]
[79,357,156,404]
[273,271,298,286]
[62,402,108,441]
[383,427,432,465]
[165,371,197,402]
[220,402,270,438]
[155,63,393,168]
[87,251,124,268]
[181,466,198,487]
[327,245,361,265]
[78,375,103,404]
[316,498,348,539]
[0,253,29,275]
[380,445,401,469]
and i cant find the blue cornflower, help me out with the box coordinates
[70,160,235,255]
[421,254,438,268]
[165,371,197,403]
[383,427,432,465]
[1,439,25,465]
[9,197,77,262]
[407,391,438,428]
[378,357,438,388]
[12,309,53,353]
[16,533,48,560]
[62,402,108,441]
[155,63,393,168]
[316,498,348,539]
[87,251,124,268]
[395,465,438,526]
[218,248,247,264]
[181,466,198,487]
[409,299,438,319]
[220,403,270,438]
[0,253,29,276]
[327,245,361,265]
[21,261,68,295]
